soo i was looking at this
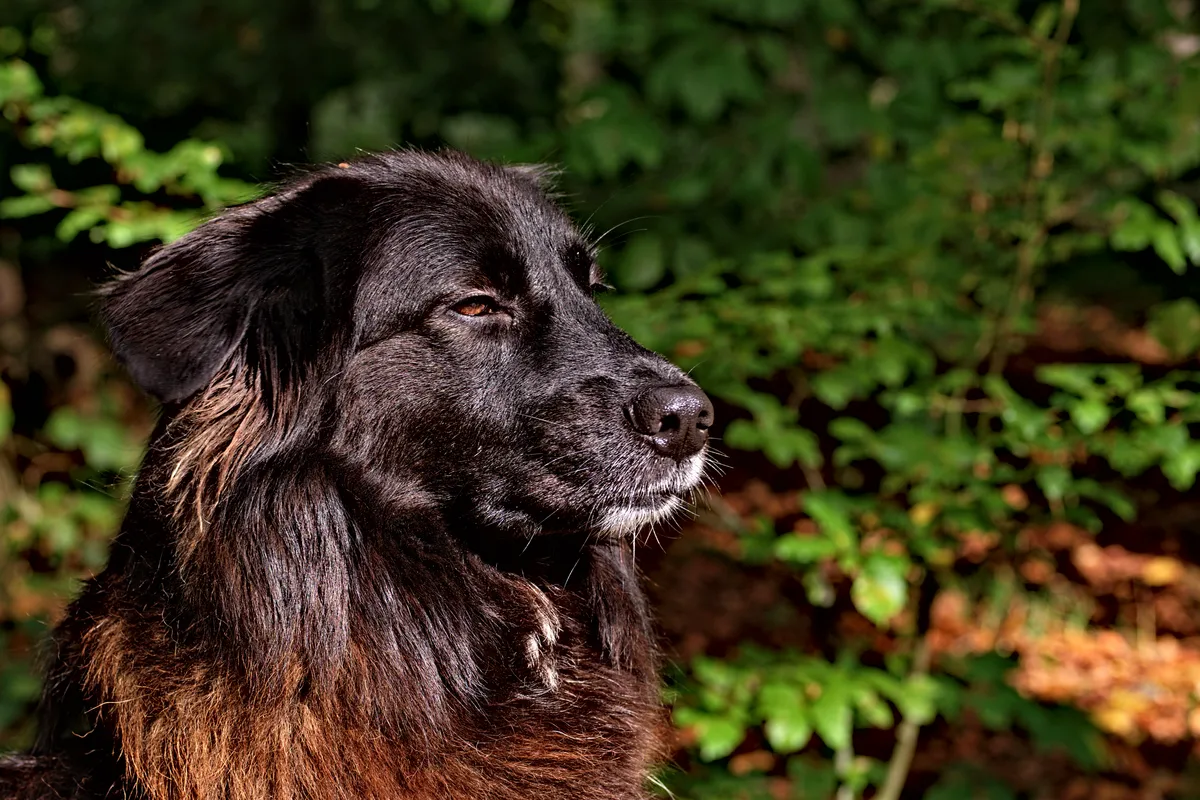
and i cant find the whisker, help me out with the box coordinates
[594,216,658,248]
[516,412,573,430]
[564,555,583,588]
[580,190,624,241]
[647,773,678,800]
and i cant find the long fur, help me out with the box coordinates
[1,150,709,800]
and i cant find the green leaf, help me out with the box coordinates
[1163,444,1200,491]
[723,418,762,451]
[1035,465,1071,502]
[1037,364,1102,398]
[829,417,875,443]
[803,491,858,553]
[675,708,746,761]
[10,163,53,192]
[759,682,812,753]
[759,427,821,469]
[1152,223,1187,274]
[851,554,909,625]
[1147,299,1200,359]
[1158,190,1200,264]
[43,408,84,450]
[1111,199,1158,252]
[774,533,839,564]
[812,367,866,410]
[79,421,141,472]
[896,674,940,726]
[1126,388,1166,425]
[764,712,812,753]
[57,208,108,242]
[1075,480,1137,521]
[853,688,894,729]
[1069,398,1110,435]
[646,38,761,122]
[0,194,57,219]
[810,683,853,751]
[692,656,743,693]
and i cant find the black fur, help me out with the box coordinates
[0,150,711,799]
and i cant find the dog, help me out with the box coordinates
[0,150,713,799]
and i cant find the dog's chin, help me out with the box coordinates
[594,452,708,538]
[481,453,707,539]
[596,494,684,537]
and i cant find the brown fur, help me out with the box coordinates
[164,369,284,540]
[83,593,665,800]
[4,150,708,800]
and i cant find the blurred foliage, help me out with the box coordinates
[0,39,257,246]
[3,0,1200,797]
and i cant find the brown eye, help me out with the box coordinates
[452,296,499,317]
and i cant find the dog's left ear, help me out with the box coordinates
[100,174,364,403]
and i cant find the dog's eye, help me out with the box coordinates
[452,296,501,317]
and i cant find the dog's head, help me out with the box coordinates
[102,150,712,543]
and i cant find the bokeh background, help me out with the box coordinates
[3,1,1200,797]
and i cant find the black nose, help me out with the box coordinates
[627,384,714,460]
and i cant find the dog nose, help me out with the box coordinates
[627,385,714,460]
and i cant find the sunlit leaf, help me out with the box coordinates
[851,554,909,625]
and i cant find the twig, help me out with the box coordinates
[801,462,827,492]
[986,0,1079,378]
[834,743,857,800]
[875,636,934,800]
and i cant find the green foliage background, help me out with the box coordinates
[3,0,1200,797]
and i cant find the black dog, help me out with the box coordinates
[0,150,712,799]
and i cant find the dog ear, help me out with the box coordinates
[100,174,363,403]
[505,162,561,192]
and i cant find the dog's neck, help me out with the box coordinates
[50,427,658,799]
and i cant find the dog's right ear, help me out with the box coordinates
[100,174,363,404]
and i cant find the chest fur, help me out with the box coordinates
[74,576,661,800]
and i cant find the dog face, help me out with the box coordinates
[102,151,712,543]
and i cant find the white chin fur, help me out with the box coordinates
[599,495,682,537]
[673,455,706,493]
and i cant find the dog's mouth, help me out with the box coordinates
[595,454,707,537]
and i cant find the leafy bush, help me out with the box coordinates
[3,1,1200,796]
